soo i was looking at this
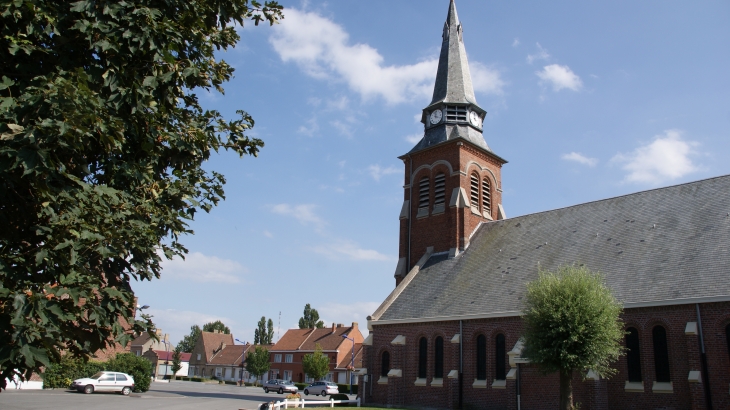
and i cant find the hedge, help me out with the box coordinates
[42,353,152,392]
[337,383,358,394]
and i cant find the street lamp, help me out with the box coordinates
[341,334,355,395]
[235,339,247,386]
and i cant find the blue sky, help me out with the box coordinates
[133,0,730,345]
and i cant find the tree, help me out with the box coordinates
[245,346,270,386]
[0,0,283,389]
[302,343,330,381]
[254,316,275,345]
[298,303,325,329]
[267,318,275,344]
[521,265,624,410]
[203,320,230,334]
[176,325,202,353]
[170,348,182,381]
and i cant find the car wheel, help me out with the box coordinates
[304,389,309,395]
[84,385,94,394]
[264,387,269,393]
[321,390,327,397]
[121,387,131,396]
[278,388,283,394]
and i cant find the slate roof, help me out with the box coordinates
[374,175,730,323]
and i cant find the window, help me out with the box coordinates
[284,370,292,381]
[116,374,128,381]
[216,367,222,377]
[135,350,140,356]
[446,106,467,122]
[495,334,506,380]
[418,337,428,378]
[381,351,390,377]
[470,174,479,209]
[274,354,282,363]
[434,173,446,206]
[476,335,487,380]
[419,177,430,208]
[482,178,491,214]
[285,354,293,363]
[197,353,201,361]
[652,326,671,382]
[726,324,730,359]
[434,337,444,378]
[626,327,642,382]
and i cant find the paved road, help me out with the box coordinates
[0,380,341,410]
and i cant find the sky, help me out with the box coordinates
[132,0,730,346]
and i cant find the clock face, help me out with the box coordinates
[429,110,443,124]
[469,111,481,127]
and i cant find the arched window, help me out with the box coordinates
[495,334,506,380]
[418,337,428,379]
[726,323,730,359]
[626,327,642,382]
[434,336,444,379]
[476,335,487,380]
[434,173,446,206]
[482,178,491,214]
[652,326,671,382]
[470,173,479,209]
[418,177,430,208]
[381,351,390,377]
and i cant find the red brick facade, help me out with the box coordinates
[362,302,730,410]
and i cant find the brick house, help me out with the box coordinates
[187,330,234,378]
[130,329,169,357]
[270,323,364,385]
[209,343,258,383]
[362,2,730,410]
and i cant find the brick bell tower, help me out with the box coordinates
[394,0,507,286]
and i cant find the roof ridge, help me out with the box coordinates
[296,328,315,350]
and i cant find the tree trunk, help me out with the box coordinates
[559,369,573,410]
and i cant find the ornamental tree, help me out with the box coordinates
[302,343,330,381]
[298,303,324,329]
[245,346,270,386]
[0,0,282,389]
[521,265,625,410]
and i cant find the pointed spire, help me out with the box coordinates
[430,0,477,105]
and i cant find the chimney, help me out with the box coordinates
[214,329,219,334]
[352,322,358,331]
[331,323,336,333]
[337,323,343,328]
[155,329,162,336]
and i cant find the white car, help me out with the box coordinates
[303,381,339,396]
[70,371,135,395]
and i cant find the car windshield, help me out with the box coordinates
[90,372,105,379]
[281,380,293,385]
[327,382,337,386]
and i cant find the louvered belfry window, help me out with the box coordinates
[446,105,467,122]
[626,327,642,382]
[418,337,428,379]
[652,326,671,382]
[434,336,444,378]
[419,177,430,208]
[470,174,479,209]
[434,173,446,205]
[482,178,491,214]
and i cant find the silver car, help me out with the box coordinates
[303,381,339,396]
[262,379,298,394]
[69,371,135,395]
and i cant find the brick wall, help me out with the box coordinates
[363,302,730,410]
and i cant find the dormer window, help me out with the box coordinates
[446,106,467,122]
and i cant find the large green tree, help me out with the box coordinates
[302,343,329,381]
[170,347,182,381]
[254,316,275,345]
[521,265,625,410]
[203,320,230,334]
[245,346,270,386]
[0,0,282,389]
[176,325,202,353]
[298,303,324,329]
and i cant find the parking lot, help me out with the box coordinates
[0,380,354,410]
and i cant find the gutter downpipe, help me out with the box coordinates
[696,303,713,409]
[459,320,463,409]
[516,364,521,410]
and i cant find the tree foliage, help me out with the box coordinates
[0,0,282,389]
[176,325,202,353]
[298,303,324,329]
[203,320,230,334]
[42,352,152,392]
[254,316,275,345]
[245,346,270,385]
[302,343,330,381]
[522,265,624,410]
[170,347,182,380]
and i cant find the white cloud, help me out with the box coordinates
[311,240,392,262]
[405,134,422,144]
[330,119,355,138]
[527,43,550,64]
[512,38,520,47]
[297,118,319,136]
[561,152,598,167]
[160,251,244,283]
[317,301,381,336]
[536,64,583,92]
[142,308,237,345]
[368,164,400,181]
[270,9,436,104]
[263,230,274,238]
[611,130,700,184]
[470,62,505,95]
[270,204,326,228]
[327,96,350,111]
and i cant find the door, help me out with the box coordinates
[97,373,116,391]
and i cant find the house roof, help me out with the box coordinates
[272,324,362,352]
[209,344,250,366]
[199,331,234,362]
[373,174,730,323]
[153,350,191,362]
[131,332,152,346]
[336,343,363,369]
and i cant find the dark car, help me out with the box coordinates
[262,379,298,394]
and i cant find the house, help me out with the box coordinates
[130,329,170,357]
[269,323,364,385]
[187,330,234,378]
[142,349,191,379]
[361,2,730,410]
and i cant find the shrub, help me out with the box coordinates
[337,383,358,394]
[330,393,353,407]
[42,355,104,389]
[294,382,307,390]
[105,353,153,392]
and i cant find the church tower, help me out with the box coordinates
[394,0,507,286]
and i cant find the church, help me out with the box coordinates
[360,1,730,409]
